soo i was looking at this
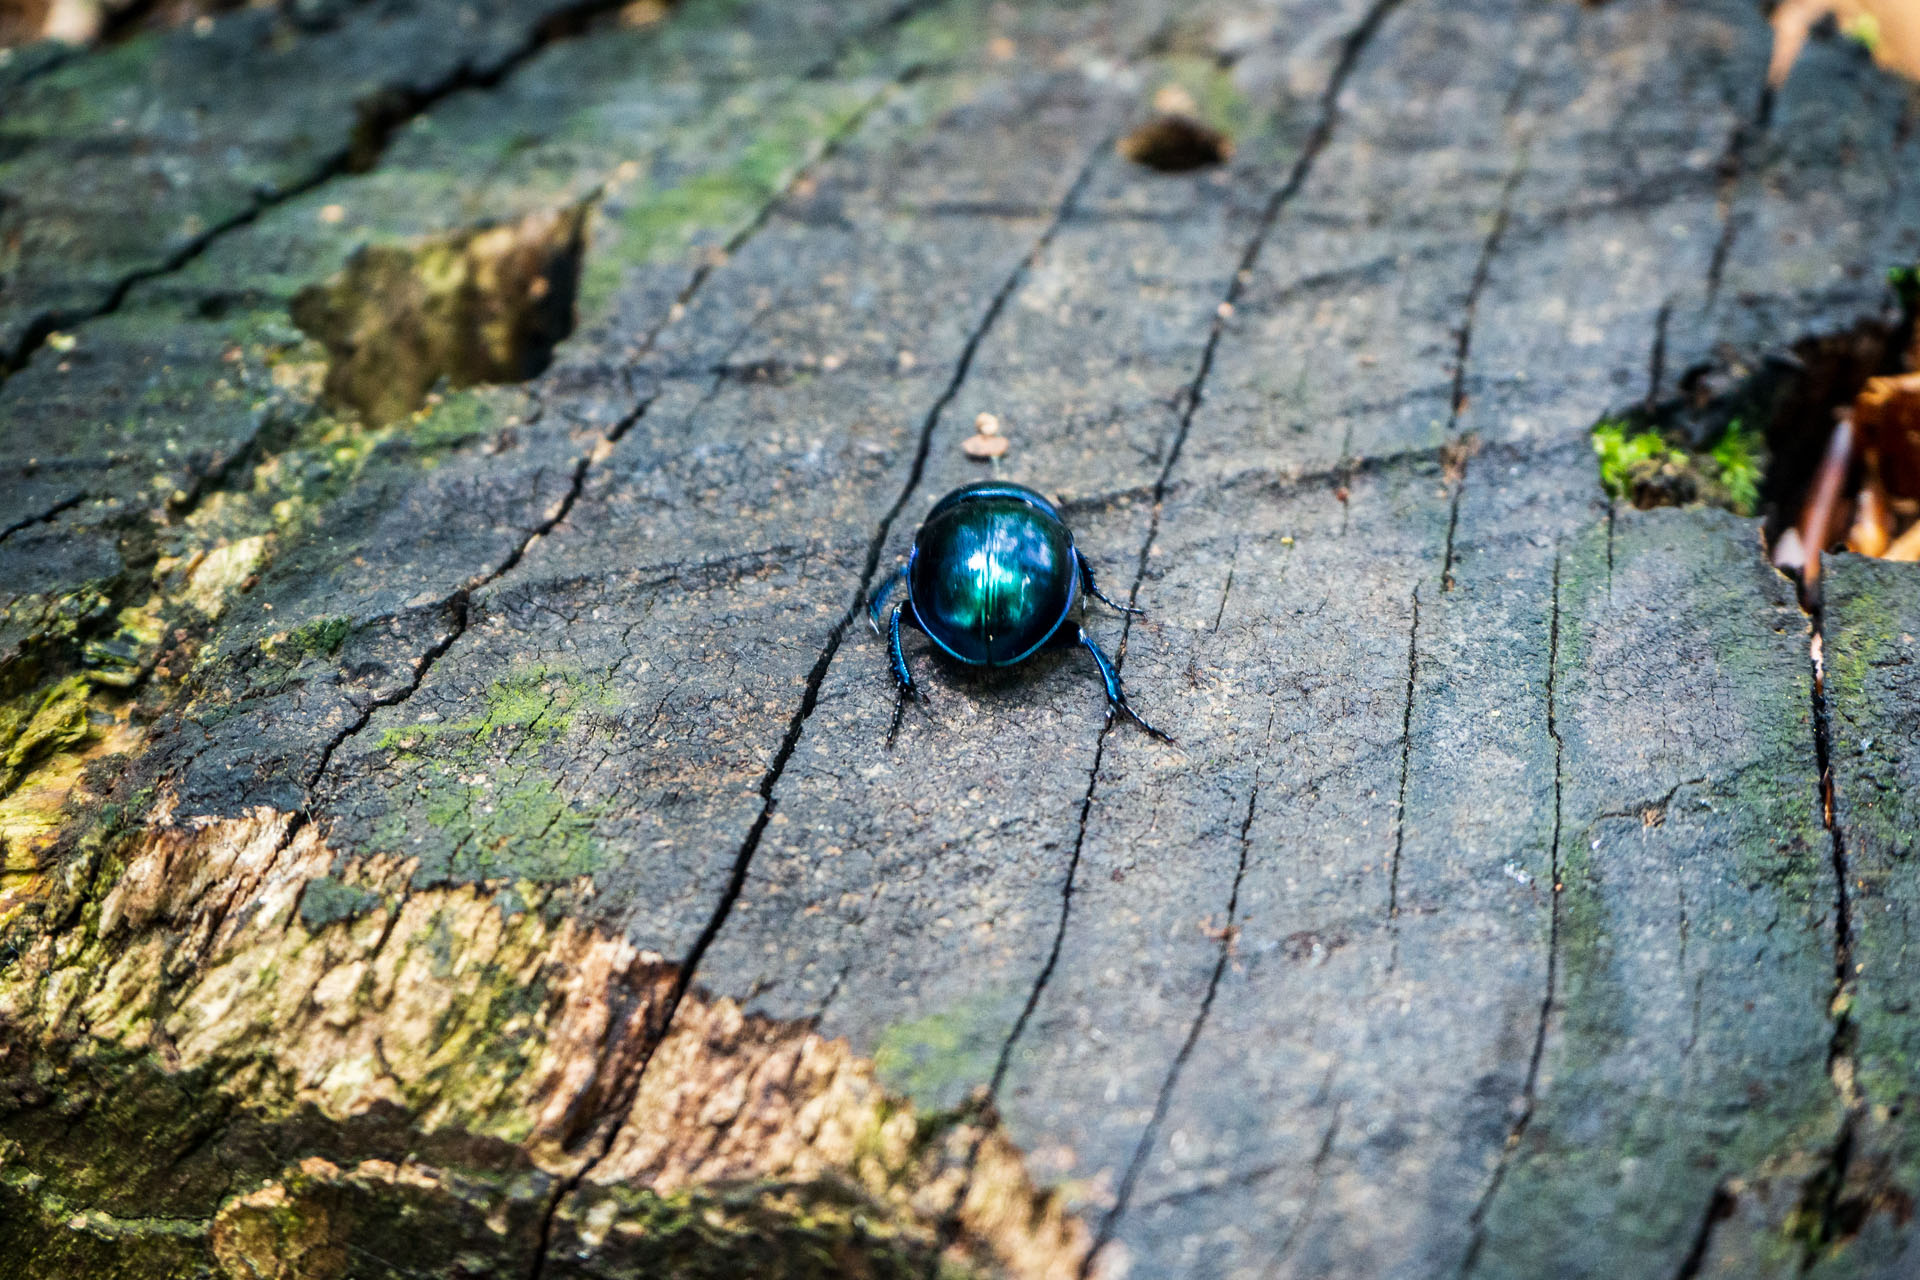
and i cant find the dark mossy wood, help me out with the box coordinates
[4,0,1920,1276]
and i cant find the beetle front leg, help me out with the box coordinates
[1079,556,1143,614]
[1077,627,1169,740]
[888,605,922,701]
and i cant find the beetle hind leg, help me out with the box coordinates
[1077,627,1170,740]
[888,605,922,701]
[1080,557,1144,614]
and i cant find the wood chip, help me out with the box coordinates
[1153,84,1199,117]
[1795,413,1858,604]
[1773,526,1807,573]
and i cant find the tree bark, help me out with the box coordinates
[3,0,1919,1276]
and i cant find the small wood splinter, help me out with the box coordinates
[1790,411,1857,607]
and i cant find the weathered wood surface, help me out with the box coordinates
[3,0,1920,1276]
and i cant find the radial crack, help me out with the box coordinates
[1440,112,1534,593]
[1646,299,1673,408]
[1704,85,1774,303]
[302,441,600,796]
[1801,562,1863,1268]
[1460,551,1563,1275]
[1388,583,1421,965]
[1268,1101,1345,1273]
[1144,0,1410,508]
[1080,768,1263,1277]
[0,490,85,544]
[1671,1182,1734,1280]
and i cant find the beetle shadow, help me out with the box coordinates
[886,646,1088,749]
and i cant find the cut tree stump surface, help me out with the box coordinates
[3,0,1920,1276]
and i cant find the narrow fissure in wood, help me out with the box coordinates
[1670,1183,1736,1280]
[1793,584,1864,1272]
[1460,550,1564,1274]
[1081,761,1265,1277]
[1439,103,1534,594]
[1387,583,1421,964]
[1703,84,1775,304]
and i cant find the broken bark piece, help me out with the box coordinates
[962,413,1010,459]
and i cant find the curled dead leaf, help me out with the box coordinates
[1852,372,1920,496]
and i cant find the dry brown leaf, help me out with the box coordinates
[1852,372,1920,497]
[1849,464,1894,555]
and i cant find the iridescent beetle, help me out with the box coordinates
[867,481,1168,738]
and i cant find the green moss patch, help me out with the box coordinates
[871,994,1012,1111]
[1593,417,1764,516]
[374,667,620,884]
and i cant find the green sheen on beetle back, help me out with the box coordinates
[910,495,1075,667]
